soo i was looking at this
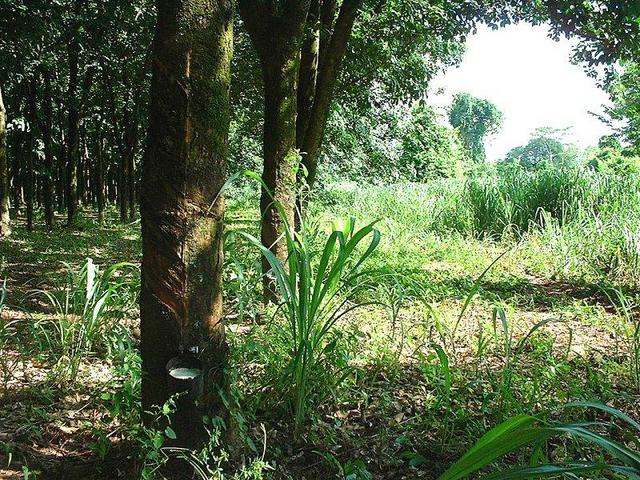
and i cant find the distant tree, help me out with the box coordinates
[597,134,623,151]
[400,103,467,181]
[448,92,503,163]
[319,102,403,183]
[588,134,640,175]
[602,62,640,153]
[0,85,9,237]
[503,127,579,170]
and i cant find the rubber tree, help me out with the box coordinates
[140,0,233,447]
[65,0,82,226]
[0,85,9,237]
[238,0,311,299]
[27,73,56,229]
[296,0,363,191]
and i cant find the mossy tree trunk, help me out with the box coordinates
[0,85,10,237]
[297,0,362,192]
[141,0,233,448]
[239,0,311,300]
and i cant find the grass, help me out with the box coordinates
[439,401,640,480]
[1,165,639,478]
[235,214,381,433]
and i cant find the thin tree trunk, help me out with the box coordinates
[141,0,233,449]
[118,149,128,223]
[259,58,299,299]
[299,0,362,191]
[42,72,56,229]
[11,132,22,215]
[128,150,135,220]
[126,111,137,220]
[107,162,116,204]
[0,86,10,237]
[239,0,311,300]
[66,3,80,227]
[296,0,320,149]
[96,126,105,225]
[24,131,34,231]
[56,98,66,213]
[78,132,87,205]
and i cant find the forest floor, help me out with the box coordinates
[1,202,639,479]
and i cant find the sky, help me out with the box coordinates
[428,23,614,162]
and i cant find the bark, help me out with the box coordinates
[95,125,105,225]
[0,86,10,237]
[78,133,87,204]
[29,74,57,229]
[126,109,137,220]
[299,0,362,190]
[11,131,22,214]
[41,72,56,228]
[118,151,128,222]
[141,0,233,449]
[296,0,321,148]
[56,95,66,213]
[66,2,81,226]
[239,0,310,300]
[24,131,34,232]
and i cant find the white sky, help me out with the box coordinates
[428,23,614,162]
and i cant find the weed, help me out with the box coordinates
[28,258,137,380]
[439,402,640,480]
[237,214,380,433]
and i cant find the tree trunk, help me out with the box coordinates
[299,0,361,191]
[29,74,56,229]
[296,0,321,149]
[78,133,87,205]
[125,110,137,220]
[141,0,233,449]
[11,131,22,215]
[118,149,128,223]
[258,54,300,299]
[96,126,105,226]
[127,149,135,220]
[239,0,310,300]
[41,72,56,229]
[0,86,10,237]
[56,97,66,213]
[24,131,34,232]
[66,3,81,227]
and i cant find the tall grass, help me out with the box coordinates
[319,166,640,284]
[28,259,137,380]
[467,166,640,239]
[237,216,380,433]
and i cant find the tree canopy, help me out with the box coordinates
[449,92,503,163]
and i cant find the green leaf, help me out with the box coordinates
[482,462,608,480]
[565,401,640,432]
[164,426,176,440]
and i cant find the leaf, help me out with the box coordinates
[437,416,551,480]
[564,401,640,432]
[482,462,608,480]
[164,426,176,440]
